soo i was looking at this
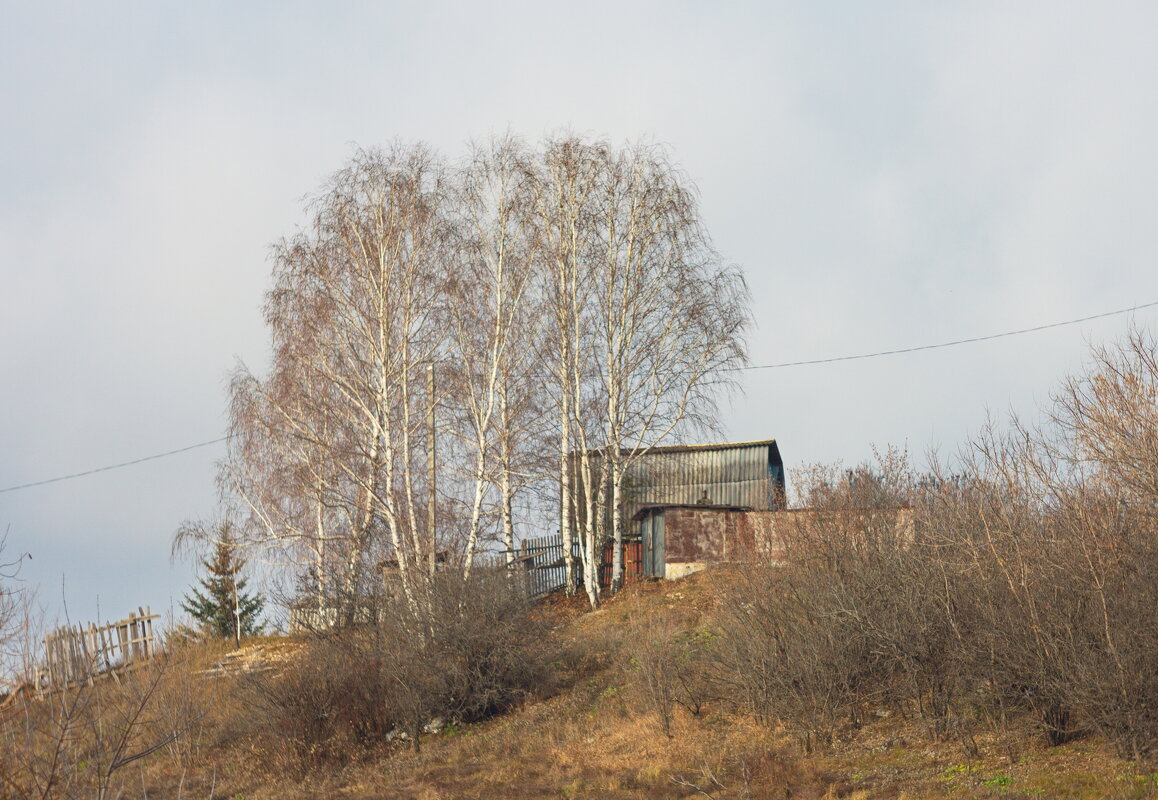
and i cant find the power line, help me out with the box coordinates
[0,437,230,495]
[740,299,1158,371]
[1,299,1155,495]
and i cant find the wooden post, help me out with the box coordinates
[145,607,155,658]
[117,618,129,665]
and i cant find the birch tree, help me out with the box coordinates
[221,135,750,616]
[590,143,749,592]
[446,137,544,576]
[225,367,350,613]
[530,135,749,604]
[225,144,451,622]
[529,136,606,603]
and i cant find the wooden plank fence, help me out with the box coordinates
[511,536,643,599]
[288,603,387,634]
[283,539,645,631]
[37,606,160,691]
[509,535,578,599]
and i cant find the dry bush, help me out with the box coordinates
[245,568,555,768]
[241,631,395,765]
[717,449,1158,756]
[801,456,962,729]
[0,648,206,800]
[930,344,1158,759]
[714,562,875,752]
[1040,326,1158,756]
[714,327,1158,760]
[714,450,964,750]
[627,613,718,738]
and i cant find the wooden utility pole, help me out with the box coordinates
[427,361,437,577]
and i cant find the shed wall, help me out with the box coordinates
[659,506,915,572]
[617,441,784,524]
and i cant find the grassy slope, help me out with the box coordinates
[126,571,1158,800]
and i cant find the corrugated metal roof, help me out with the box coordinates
[612,438,780,456]
[569,440,785,538]
[583,440,785,522]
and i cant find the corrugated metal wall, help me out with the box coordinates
[620,441,783,523]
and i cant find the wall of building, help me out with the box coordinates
[660,506,914,578]
[574,440,785,536]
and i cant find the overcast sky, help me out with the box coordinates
[3,1,1158,629]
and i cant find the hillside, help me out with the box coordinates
[5,568,1158,800]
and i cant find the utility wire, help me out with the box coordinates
[0,437,230,495]
[1,299,1155,495]
[740,299,1158,371]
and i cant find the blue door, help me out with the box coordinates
[641,510,665,578]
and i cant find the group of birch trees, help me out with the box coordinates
[222,135,749,615]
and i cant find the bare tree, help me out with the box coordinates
[445,136,545,576]
[222,136,750,617]
[0,530,29,688]
[225,144,452,624]
[528,136,606,602]
[588,142,749,592]
[225,371,345,613]
[1050,323,1158,512]
[0,622,204,800]
[529,136,749,605]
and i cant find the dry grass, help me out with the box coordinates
[7,571,1158,799]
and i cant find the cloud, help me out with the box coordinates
[4,1,1158,626]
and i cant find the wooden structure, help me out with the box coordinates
[288,602,387,633]
[510,535,574,599]
[511,535,643,599]
[289,551,456,633]
[37,606,159,690]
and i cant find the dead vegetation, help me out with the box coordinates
[235,570,555,771]
[708,328,1158,766]
[3,569,1158,799]
[7,328,1158,798]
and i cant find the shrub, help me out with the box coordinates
[245,568,555,766]
[628,614,718,737]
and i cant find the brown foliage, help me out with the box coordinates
[714,328,1158,759]
[627,613,718,738]
[243,570,555,768]
[0,648,210,800]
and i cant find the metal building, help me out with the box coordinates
[623,439,785,579]
[568,439,785,580]
[616,439,785,523]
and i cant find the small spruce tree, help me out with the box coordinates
[181,526,264,644]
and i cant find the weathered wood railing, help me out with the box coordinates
[510,535,579,599]
[37,606,160,690]
[509,536,642,599]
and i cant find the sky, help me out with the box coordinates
[3,1,1158,631]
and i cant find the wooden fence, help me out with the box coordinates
[284,539,646,632]
[288,602,388,634]
[512,535,578,599]
[37,607,160,690]
[512,536,643,599]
